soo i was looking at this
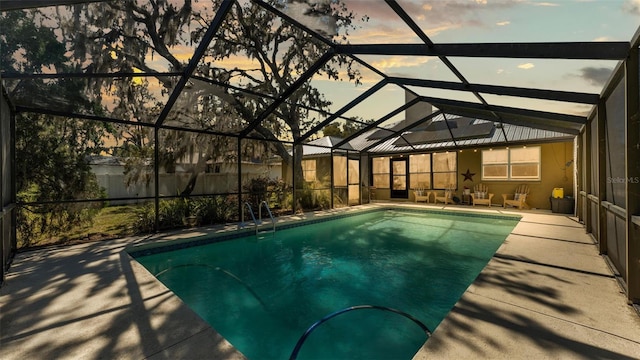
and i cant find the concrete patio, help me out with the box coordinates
[2,203,640,359]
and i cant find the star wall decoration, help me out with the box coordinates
[461,168,475,182]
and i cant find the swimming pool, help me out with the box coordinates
[132,208,520,359]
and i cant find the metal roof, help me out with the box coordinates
[361,115,573,154]
[303,114,572,156]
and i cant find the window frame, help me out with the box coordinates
[371,156,390,188]
[481,146,541,181]
[301,159,317,182]
[409,153,431,190]
[431,151,458,189]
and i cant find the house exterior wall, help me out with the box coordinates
[457,141,574,210]
[371,140,574,210]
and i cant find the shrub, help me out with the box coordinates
[242,176,292,214]
[194,195,238,225]
[132,198,189,233]
[132,195,240,233]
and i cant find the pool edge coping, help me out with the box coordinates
[126,204,522,258]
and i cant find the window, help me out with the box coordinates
[509,147,541,180]
[376,152,458,190]
[482,149,508,180]
[432,152,457,189]
[409,154,431,189]
[392,159,407,191]
[372,156,390,188]
[333,156,347,187]
[482,147,540,180]
[348,159,360,204]
[302,159,316,182]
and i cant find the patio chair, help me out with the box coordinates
[471,183,494,207]
[413,188,432,204]
[502,184,530,210]
[434,184,455,205]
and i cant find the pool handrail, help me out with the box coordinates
[258,200,276,234]
[289,304,431,360]
[240,201,275,235]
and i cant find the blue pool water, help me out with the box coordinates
[133,209,520,359]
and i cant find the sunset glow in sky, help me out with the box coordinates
[280,0,640,124]
[5,0,640,134]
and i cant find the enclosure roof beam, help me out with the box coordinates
[252,0,336,49]
[385,0,434,46]
[335,42,630,60]
[0,71,184,79]
[442,113,458,148]
[441,107,581,135]
[387,77,600,105]
[239,51,335,138]
[154,0,234,128]
[332,96,423,149]
[384,0,510,143]
[361,110,443,152]
[297,79,389,145]
[0,0,105,10]
[14,105,293,140]
[14,106,154,128]
[190,74,368,127]
[422,96,586,124]
[383,1,476,95]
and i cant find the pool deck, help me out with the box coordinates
[2,202,640,359]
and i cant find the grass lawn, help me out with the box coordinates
[22,205,142,249]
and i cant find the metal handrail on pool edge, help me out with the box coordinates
[289,304,432,360]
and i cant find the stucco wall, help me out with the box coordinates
[457,141,574,210]
[373,140,574,210]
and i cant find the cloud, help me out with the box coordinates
[346,0,523,33]
[425,23,462,37]
[532,2,560,6]
[340,0,414,20]
[369,56,431,70]
[517,63,535,69]
[280,1,338,36]
[347,25,418,43]
[579,67,613,86]
[623,0,640,14]
[496,21,511,26]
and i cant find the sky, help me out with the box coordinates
[6,0,639,134]
[287,0,640,124]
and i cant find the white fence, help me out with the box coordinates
[96,167,282,205]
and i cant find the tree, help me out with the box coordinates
[59,0,364,195]
[0,10,114,245]
[322,118,372,138]
[15,113,109,245]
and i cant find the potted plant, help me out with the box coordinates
[181,197,199,227]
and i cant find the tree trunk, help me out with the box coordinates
[180,172,199,196]
[179,152,210,196]
[293,143,305,190]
